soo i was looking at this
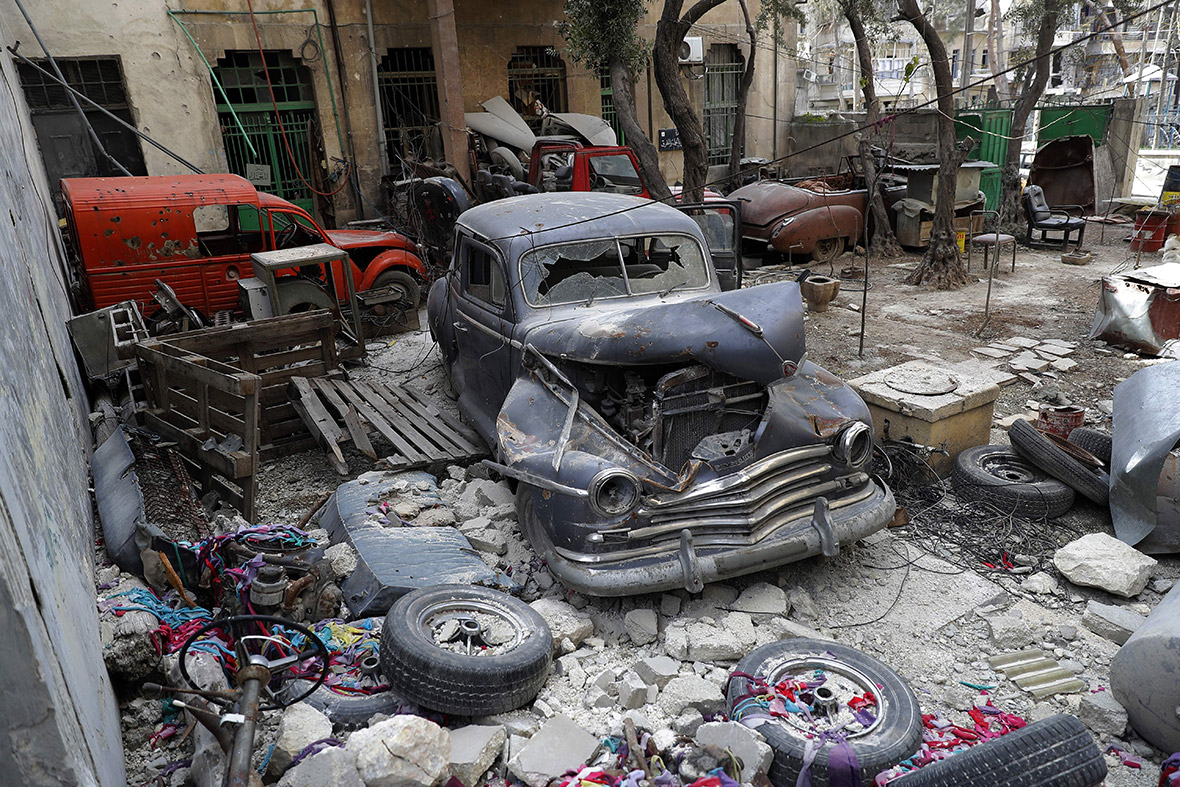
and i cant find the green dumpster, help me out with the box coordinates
[980,166,1002,211]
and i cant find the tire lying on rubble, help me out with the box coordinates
[1066,427,1113,466]
[379,584,552,716]
[893,714,1106,787]
[726,638,923,787]
[1008,418,1109,505]
[277,618,408,730]
[952,445,1076,518]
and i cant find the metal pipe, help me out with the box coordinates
[11,0,131,176]
[7,50,204,174]
[324,0,364,217]
[167,11,257,158]
[366,0,389,179]
[224,673,265,787]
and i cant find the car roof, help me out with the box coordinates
[60,174,260,210]
[457,193,706,261]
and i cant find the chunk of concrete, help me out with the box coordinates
[694,722,773,776]
[1078,690,1128,739]
[633,655,680,688]
[463,478,515,510]
[529,598,593,649]
[1082,601,1147,645]
[448,725,506,787]
[346,715,450,787]
[730,583,789,617]
[1021,572,1059,595]
[658,675,726,716]
[988,616,1035,650]
[325,542,359,581]
[1054,533,1157,598]
[618,671,649,710]
[508,715,600,787]
[268,702,333,776]
[624,609,659,645]
[278,746,362,787]
[665,613,756,662]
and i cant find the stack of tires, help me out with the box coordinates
[952,421,1111,518]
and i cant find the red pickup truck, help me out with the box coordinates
[61,174,428,322]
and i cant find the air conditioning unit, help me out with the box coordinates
[679,36,704,64]
[803,68,817,82]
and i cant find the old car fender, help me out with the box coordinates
[769,204,863,254]
[357,249,429,290]
[755,361,874,457]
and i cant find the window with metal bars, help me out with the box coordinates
[507,46,567,127]
[599,67,624,145]
[378,48,442,164]
[18,57,129,113]
[704,44,743,166]
[213,51,314,111]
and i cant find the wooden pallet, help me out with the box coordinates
[288,376,488,473]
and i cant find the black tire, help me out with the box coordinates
[1008,419,1109,505]
[952,445,1076,518]
[727,639,922,787]
[1067,427,1112,466]
[372,269,421,308]
[893,714,1105,787]
[380,584,552,716]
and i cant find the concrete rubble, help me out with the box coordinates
[448,725,507,787]
[1082,601,1148,645]
[1054,533,1157,598]
[268,703,334,776]
[507,714,600,787]
[346,715,451,787]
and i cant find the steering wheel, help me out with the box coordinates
[276,222,299,249]
[177,614,330,711]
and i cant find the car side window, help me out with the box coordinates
[462,239,506,311]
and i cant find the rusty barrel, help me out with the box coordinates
[1111,581,1180,752]
[1037,405,1085,439]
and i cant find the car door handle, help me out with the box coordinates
[453,321,468,333]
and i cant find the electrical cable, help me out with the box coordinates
[244,0,352,198]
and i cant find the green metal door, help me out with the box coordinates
[1037,104,1112,146]
[213,51,317,217]
[954,108,1012,165]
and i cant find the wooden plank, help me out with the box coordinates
[251,344,328,373]
[136,344,257,396]
[257,362,329,391]
[312,378,376,459]
[330,379,425,465]
[398,385,484,448]
[288,377,348,475]
[143,411,249,477]
[260,436,318,461]
[380,384,485,455]
[350,380,442,462]
[167,312,334,354]
[165,388,247,438]
[368,383,472,459]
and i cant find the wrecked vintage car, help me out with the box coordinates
[731,161,906,262]
[427,193,896,595]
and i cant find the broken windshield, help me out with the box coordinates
[520,234,710,306]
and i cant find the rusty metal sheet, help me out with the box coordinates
[1028,135,1096,214]
[1090,262,1180,357]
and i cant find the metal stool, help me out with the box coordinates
[967,231,1018,273]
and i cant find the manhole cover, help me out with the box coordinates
[885,368,959,396]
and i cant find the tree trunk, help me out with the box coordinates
[727,0,757,192]
[846,3,902,258]
[654,0,726,203]
[986,0,1011,102]
[1087,2,1130,72]
[610,56,672,201]
[898,0,971,289]
[998,9,1057,227]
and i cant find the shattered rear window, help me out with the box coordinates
[520,234,709,306]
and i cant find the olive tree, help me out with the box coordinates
[559,0,673,200]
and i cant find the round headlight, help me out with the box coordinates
[588,469,642,517]
[834,422,873,469]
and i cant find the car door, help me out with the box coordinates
[452,234,515,439]
[677,201,743,290]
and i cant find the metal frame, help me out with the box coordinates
[704,44,743,166]
[378,47,441,164]
[507,46,567,124]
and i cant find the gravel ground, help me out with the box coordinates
[111,226,1179,786]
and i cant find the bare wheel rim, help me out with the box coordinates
[764,656,886,739]
[813,238,842,262]
[415,597,527,657]
[980,453,1040,484]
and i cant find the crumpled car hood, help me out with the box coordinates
[325,228,413,250]
[729,181,826,230]
[522,281,805,385]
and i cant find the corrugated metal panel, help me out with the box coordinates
[989,649,1087,699]
[955,108,1013,166]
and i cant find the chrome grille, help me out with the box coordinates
[628,445,873,545]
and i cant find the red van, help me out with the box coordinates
[61,174,427,322]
